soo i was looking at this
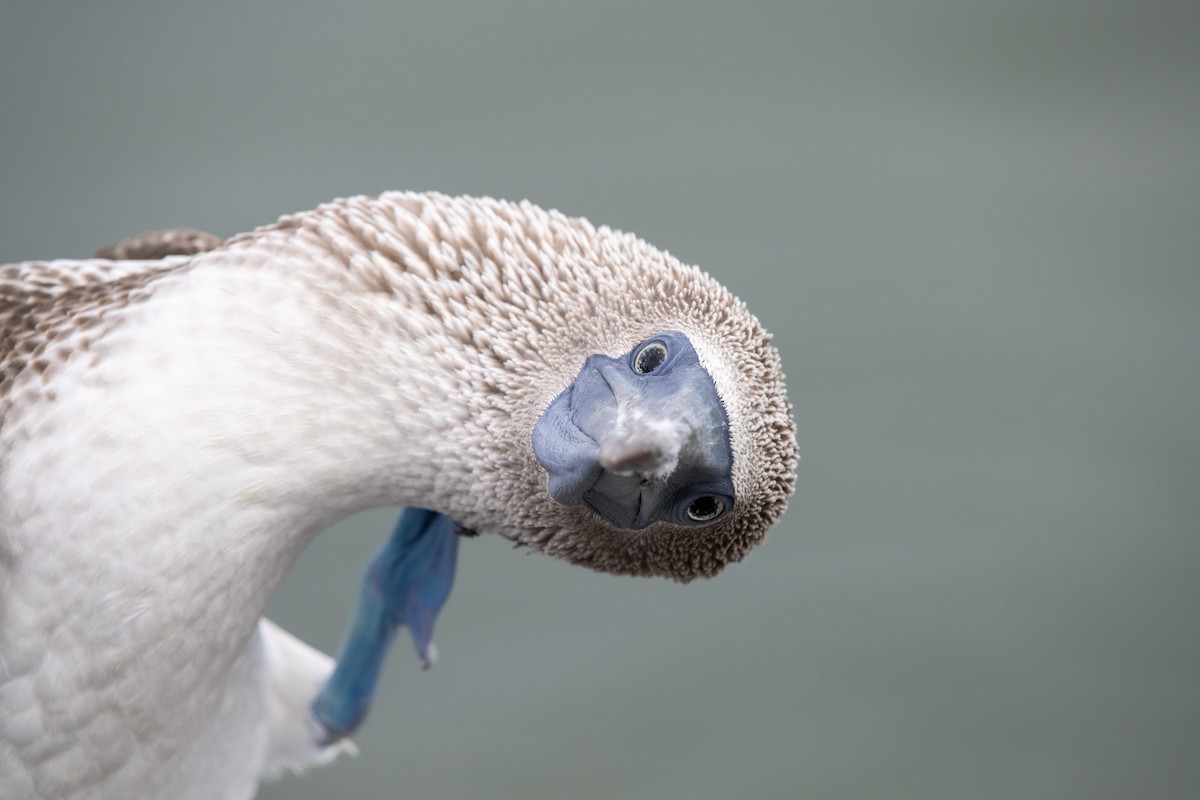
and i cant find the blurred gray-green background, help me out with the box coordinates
[3,1,1197,798]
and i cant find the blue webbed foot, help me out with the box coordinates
[311,507,462,745]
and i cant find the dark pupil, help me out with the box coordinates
[689,496,721,520]
[636,343,667,373]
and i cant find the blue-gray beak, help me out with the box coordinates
[533,331,735,530]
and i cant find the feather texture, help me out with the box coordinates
[0,193,796,798]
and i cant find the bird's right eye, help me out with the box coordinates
[633,341,668,374]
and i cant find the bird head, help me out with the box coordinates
[510,308,796,582]
[292,193,798,583]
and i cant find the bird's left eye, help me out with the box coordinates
[686,495,726,522]
[633,341,669,374]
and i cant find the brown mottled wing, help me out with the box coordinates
[93,228,224,260]
[0,257,188,437]
[2,228,218,418]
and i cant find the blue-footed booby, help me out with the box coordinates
[0,193,796,798]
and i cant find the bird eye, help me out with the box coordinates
[686,495,725,522]
[633,341,669,374]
